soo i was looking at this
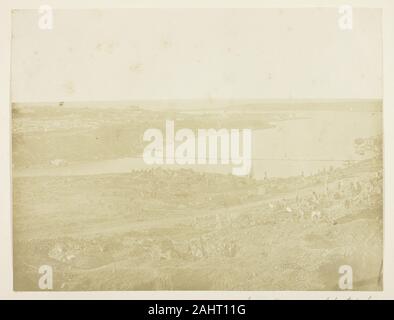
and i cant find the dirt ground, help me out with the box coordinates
[13,164,383,291]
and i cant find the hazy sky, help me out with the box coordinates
[11,8,382,102]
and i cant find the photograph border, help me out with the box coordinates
[1,0,393,300]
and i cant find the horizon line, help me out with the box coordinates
[12,98,382,104]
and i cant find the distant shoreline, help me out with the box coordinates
[12,99,382,112]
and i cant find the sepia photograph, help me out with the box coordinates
[1,1,392,300]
